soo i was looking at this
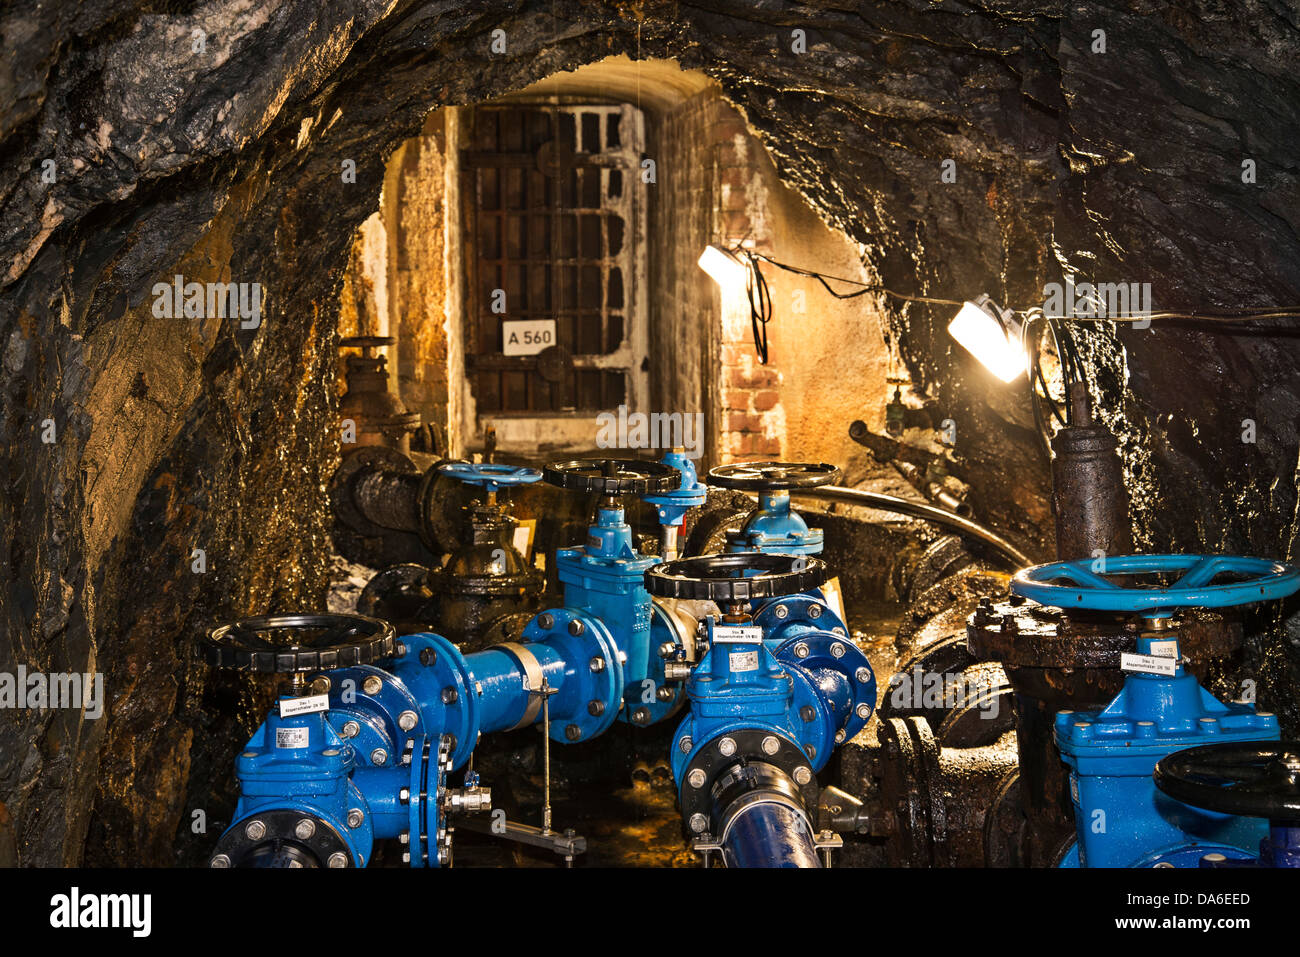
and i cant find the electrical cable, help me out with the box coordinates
[719,246,1300,379]
[741,249,773,364]
[729,247,1300,325]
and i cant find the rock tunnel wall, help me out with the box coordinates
[1,0,1298,865]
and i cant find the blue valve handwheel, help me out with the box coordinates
[437,462,543,495]
[1011,554,1300,614]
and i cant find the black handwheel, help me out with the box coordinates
[1154,742,1300,822]
[706,462,840,491]
[339,335,397,351]
[543,458,680,496]
[645,553,827,602]
[202,613,395,673]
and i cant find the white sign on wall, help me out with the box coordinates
[502,319,556,356]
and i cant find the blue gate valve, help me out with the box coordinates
[645,553,875,866]
[707,461,840,556]
[201,614,492,868]
[540,458,693,726]
[1009,554,1300,868]
[643,447,707,560]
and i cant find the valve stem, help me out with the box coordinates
[540,677,553,835]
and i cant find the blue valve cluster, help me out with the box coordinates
[552,489,695,725]
[554,505,668,723]
[669,612,875,853]
[212,458,880,869]
[213,620,621,867]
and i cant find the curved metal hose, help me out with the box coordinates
[790,485,1032,568]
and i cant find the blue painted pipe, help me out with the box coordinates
[466,644,569,733]
[721,800,821,868]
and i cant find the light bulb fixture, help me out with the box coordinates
[947,294,1025,382]
[697,244,748,288]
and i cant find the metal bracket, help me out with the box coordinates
[813,829,842,867]
[690,829,842,867]
[455,817,587,867]
[691,835,722,868]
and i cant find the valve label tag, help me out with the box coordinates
[713,625,763,644]
[1120,653,1178,677]
[275,727,311,749]
[728,650,760,672]
[279,693,330,718]
[1148,639,1179,659]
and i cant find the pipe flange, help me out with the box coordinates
[392,633,481,769]
[678,729,817,837]
[316,663,424,765]
[751,593,848,638]
[331,446,419,537]
[773,631,876,743]
[357,564,435,620]
[520,609,624,743]
[404,735,449,868]
[211,809,353,868]
[877,715,949,867]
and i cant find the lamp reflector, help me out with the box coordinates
[947,296,1025,382]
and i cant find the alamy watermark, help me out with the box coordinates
[1,667,104,718]
[887,667,1001,719]
[1042,277,1152,326]
[596,404,704,459]
[50,887,150,937]
[152,274,262,329]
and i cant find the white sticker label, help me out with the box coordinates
[1148,640,1179,659]
[275,727,311,749]
[713,625,764,644]
[1120,652,1178,677]
[279,693,330,718]
[502,319,556,356]
[728,650,760,672]
[821,576,847,625]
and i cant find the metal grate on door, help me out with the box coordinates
[462,102,646,420]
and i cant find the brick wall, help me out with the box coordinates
[713,117,785,463]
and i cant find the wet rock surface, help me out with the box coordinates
[1,1,1298,864]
